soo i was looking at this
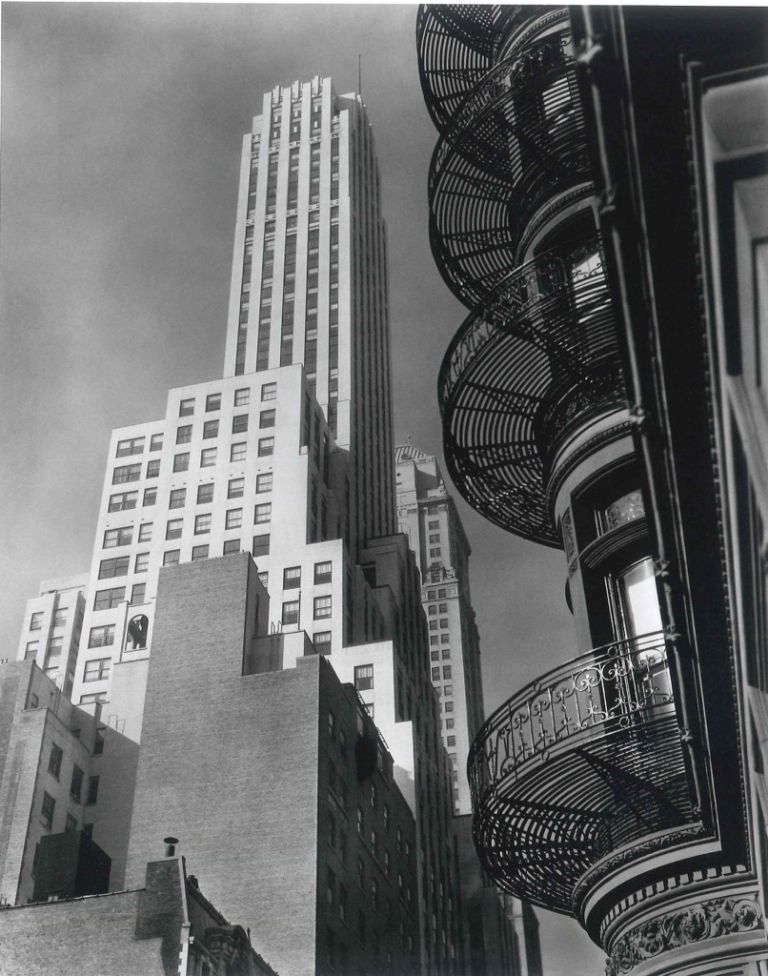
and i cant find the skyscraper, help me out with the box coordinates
[395,443,483,816]
[10,76,466,974]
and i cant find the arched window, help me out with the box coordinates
[126,614,149,650]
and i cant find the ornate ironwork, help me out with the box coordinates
[438,244,624,546]
[469,633,696,912]
[605,893,764,976]
[428,20,593,306]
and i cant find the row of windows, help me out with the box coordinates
[176,413,249,443]
[170,436,274,472]
[282,561,332,588]
[98,535,272,580]
[281,595,332,624]
[430,666,452,681]
[178,383,275,418]
[28,609,69,631]
[93,584,146,610]
[107,472,269,514]
[115,433,163,457]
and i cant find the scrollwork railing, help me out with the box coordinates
[468,633,672,808]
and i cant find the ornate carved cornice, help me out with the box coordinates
[605,893,764,976]
[572,821,707,915]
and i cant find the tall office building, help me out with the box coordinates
[395,444,483,816]
[9,76,467,975]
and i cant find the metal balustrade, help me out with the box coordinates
[438,246,624,546]
[468,633,696,912]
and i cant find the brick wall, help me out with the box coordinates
[126,554,321,976]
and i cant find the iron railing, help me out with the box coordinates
[467,633,697,912]
[469,633,672,807]
[438,245,624,546]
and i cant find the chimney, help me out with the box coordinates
[163,836,179,857]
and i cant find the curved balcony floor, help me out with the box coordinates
[438,247,624,546]
[468,635,697,915]
[428,23,592,308]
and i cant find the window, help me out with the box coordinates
[258,437,274,456]
[256,472,273,493]
[313,631,331,653]
[166,518,183,540]
[445,701,454,713]
[169,488,186,509]
[432,667,440,680]
[88,624,115,648]
[354,664,373,690]
[70,765,83,802]
[130,583,146,605]
[163,550,180,567]
[223,539,240,555]
[430,548,441,558]
[103,526,132,549]
[234,388,250,406]
[150,433,163,451]
[447,735,456,747]
[203,419,219,440]
[444,684,453,696]
[443,666,452,680]
[108,491,138,512]
[25,641,38,660]
[257,571,269,589]
[232,414,249,433]
[254,503,271,524]
[439,603,448,613]
[48,743,63,778]
[261,382,277,401]
[314,561,332,584]
[252,534,270,556]
[441,634,449,644]
[41,792,55,828]
[282,601,300,625]
[29,612,43,631]
[116,436,144,457]
[439,618,448,628]
[428,520,439,529]
[356,807,364,835]
[228,478,244,499]
[135,552,150,573]
[206,393,221,412]
[79,692,107,706]
[195,513,212,534]
[94,587,125,611]
[87,776,100,805]
[445,718,454,730]
[314,595,332,619]
[174,453,190,473]
[143,487,157,506]
[231,442,247,462]
[93,736,104,756]
[226,509,243,530]
[146,459,160,479]
[201,447,217,467]
[179,398,195,416]
[176,425,192,444]
[112,463,141,485]
[135,523,151,544]
[83,658,111,682]
[429,534,440,543]
[283,566,301,589]
[65,814,78,833]
[99,556,130,579]
[197,483,214,504]
[259,409,276,428]
[191,545,209,561]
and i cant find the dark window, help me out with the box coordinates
[94,587,125,611]
[70,765,83,802]
[41,792,55,828]
[98,556,129,579]
[206,393,221,412]
[252,534,270,557]
[48,744,63,779]
[197,483,214,504]
[232,414,249,433]
[354,664,374,691]
[259,409,276,428]
[86,776,100,806]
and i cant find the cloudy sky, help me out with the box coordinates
[1,3,599,972]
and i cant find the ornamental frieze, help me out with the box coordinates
[606,894,764,976]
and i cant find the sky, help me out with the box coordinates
[0,4,599,973]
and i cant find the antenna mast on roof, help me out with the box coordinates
[358,54,362,99]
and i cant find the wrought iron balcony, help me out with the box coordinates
[438,244,624,546]
[468,633,697,914]
[424,11,592,307]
